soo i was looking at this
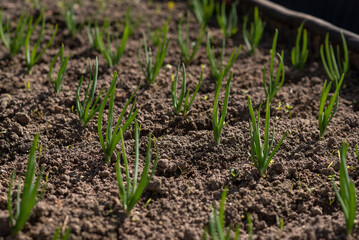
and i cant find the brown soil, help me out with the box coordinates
[1,1,359,239]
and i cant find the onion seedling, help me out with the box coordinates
[291,21,308,70]
[318,74,344,139]
[7,134,48,236]
[116,120,158,214]
[242,6,265,55]
[213,71,232,144]
[177,12,206,65]
[98,72,139,164]
[49,44,69,93]
[355,145,359,162]
[0,10,29,57]
[320,32,349,89]
[332,142,357,234]
[53,226,70,240]
[76,57,104,126]
[94,10,131,68]
[25,10,58,74]
[146,22,163,47]
[216,0,238,38]
[192,0,214,26]
[171,62,202,117]
[206,35,241,82]
[263,29,284,102]
[138,19,170,85]
[203,187,240,240]
[87,20,109,51]
[64,1,80,38]
[248,96,287,176]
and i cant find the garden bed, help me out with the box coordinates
[0,0,359,239]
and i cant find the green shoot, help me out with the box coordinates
[53,226,70,240]
[138,20,170,84]
[263,29,285,102]
[25,10,58,74]
[177,12,206,65]
[206,35,241,82]
[87,20,109,51]
[355,145,359,162]
[318,74,344,139]
[97,73,138,164]
[171,62,203,117]
[146,23,163,47]
[213,71,232,144]
[116,120,158,214]
[76,57,104,126]
[291,21,308,70]
[203,187,240,240]
[0,10,29,57]
[247,213,253,240]
[242,6,265,55]
[320,32,349,88]
[26,0,42,10]
[7,134,48,236]
[49,44,69,93]
[216,1,238,38]
[332,142,357,234]
[94,10,131,67]
[64,1,80,38]
[248,96,287,176]
[192,0,214,26]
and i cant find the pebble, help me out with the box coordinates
[311,206,323,216]
[11,122,23,136]
[15,112,30,125]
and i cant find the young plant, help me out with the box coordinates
[213,71,233,144]
[7,134,48,236]
[318,73,344,139]
[94,10,131,67]
[216,0,238,38]
[116,120,158,214]
[291,21,308,70]
[177,12,206,65]
[76,57,104,126]
[138,22,170,84]
[206,35,241,82]
[332,142,357,234]
[263,29,285,102]
[171,63,203,117]
[49,44,69,93]
[0,11,29,57]
[87,20,110,51]
[192,0,215,26]
[64,1,79,38]
[355,145,359,162]
[242,6,265,55]
[320,32,349,88]
[53,226,70,240]
[25,11,58,73]
[203,187,240,240]
[98,73,139,164]
[248,96,287,176]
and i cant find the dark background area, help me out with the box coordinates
[268,0,359,34]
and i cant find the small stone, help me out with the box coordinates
[99,170,110,178]
[15,113,30,126]
[11,122,23,136]
[0,139,10,153]
[327,137,336,148]
[54,106,63,113]
[311,206,323,216]
[17,142,32,153]
[0,211,10,236]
